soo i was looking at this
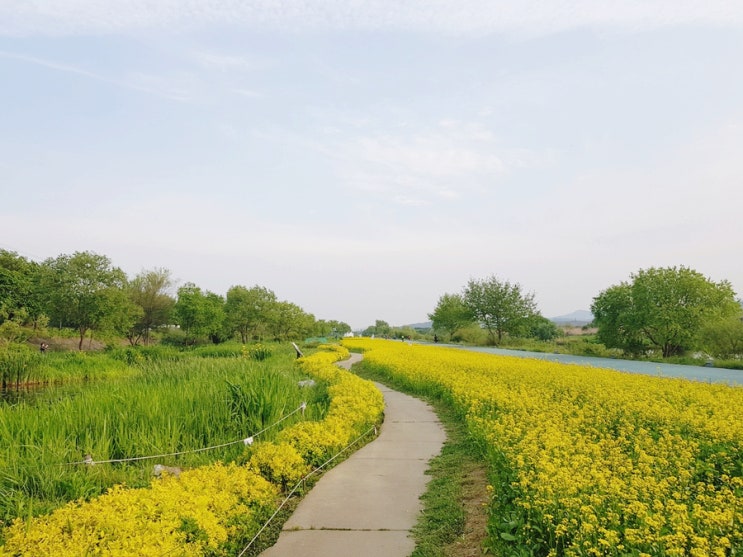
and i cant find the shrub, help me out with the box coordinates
[247,344,272,361]
[248,442,308,490]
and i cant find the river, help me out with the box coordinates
[438,344,743,386]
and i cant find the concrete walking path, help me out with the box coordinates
[259,353,446,556]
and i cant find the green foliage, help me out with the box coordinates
[174,283,227,344]
[159,327,196,347]
[521,314,561,341]
[592,266,739,357]
[39,252,135,350]
[246,344,273,361]
[192,342,244,358]
[428,293,474,338]
[0,344,37,387]
[451,323,489,345]
[463,276,538,345]
[698,314,743,358]
[0,348,322,528]
[0,250,45,329]
[313,319,352,338]
[126,268,175,346]
[0,321,28,344]
[362,319,392,337]
[268,301,315,341]
[225,285,277,343]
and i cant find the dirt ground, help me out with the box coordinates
[28,336,107,352]
[561,326,597,336]
[445,462,490,557]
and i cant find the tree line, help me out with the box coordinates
[428,267,743,360]
[0,250,351,349]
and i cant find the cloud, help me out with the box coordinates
[0,50,197,101]
[2,1,742,37]
[321,120,513,205]
[192,51,268,73]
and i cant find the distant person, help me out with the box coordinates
[434,334,439,343]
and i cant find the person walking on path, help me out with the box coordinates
[259,353,446,557]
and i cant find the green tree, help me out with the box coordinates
[127,268,175,345]
[0,250,45,329]
[174,283,226,344]
[590,283,647,356]
[522,314,561,341]
[463,276,537,345]
[224,285,277,343]
[375,319,391,336]
[592,266,739,357]
[40,252,132,350]
[268,301,314,341]
[363,319,392,337]
[313,319,352,338]
[428,293,473,339]
[698,314,743,359]
[329,320,352,338]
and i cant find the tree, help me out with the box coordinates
[698,314,743,358]
[591,266,739,357]
[591,283,647,356]
[313,319,352,338]
[40,252,133,350]
[224,285,277,343]
[127,268,175,345]
[174,283,226,344]
[363,319,392,337]
[267,301,314,341]
[522,314,561,341]
[329,320,352,338]
[428,293,473,339]
[0,250,45,329]
[463,276,538,345]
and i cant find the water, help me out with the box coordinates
[439,344,743,386]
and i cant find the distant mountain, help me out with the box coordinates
[404,321,433,330]
[550,310,594,325]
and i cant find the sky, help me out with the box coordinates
[1,2,742,330]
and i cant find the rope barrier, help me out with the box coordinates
[237,424,379,557]
[64,402,307,466]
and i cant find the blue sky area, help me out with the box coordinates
[1,2,742,329]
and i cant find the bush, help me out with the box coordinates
[451,324,489,345]
[159,328,191,347]
[248,442,308,490]
[193,343,243,358]
[246,344,272,361]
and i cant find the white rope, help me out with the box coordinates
[237,424,379,557]
[65,402,307,466]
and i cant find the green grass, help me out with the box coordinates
[1,346,137,387]
[0,343,331,529]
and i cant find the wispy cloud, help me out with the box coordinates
[319,119,536,205]
[2,1,742,37]
[0,50,196,101]
[192,51,269,72]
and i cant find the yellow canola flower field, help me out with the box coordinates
[344,338,743,557]
[1,345,383,556]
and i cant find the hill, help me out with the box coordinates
[550,310,593,326]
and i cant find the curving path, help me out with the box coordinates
[259,353,446,556]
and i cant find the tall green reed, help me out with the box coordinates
[0,344,330,529]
